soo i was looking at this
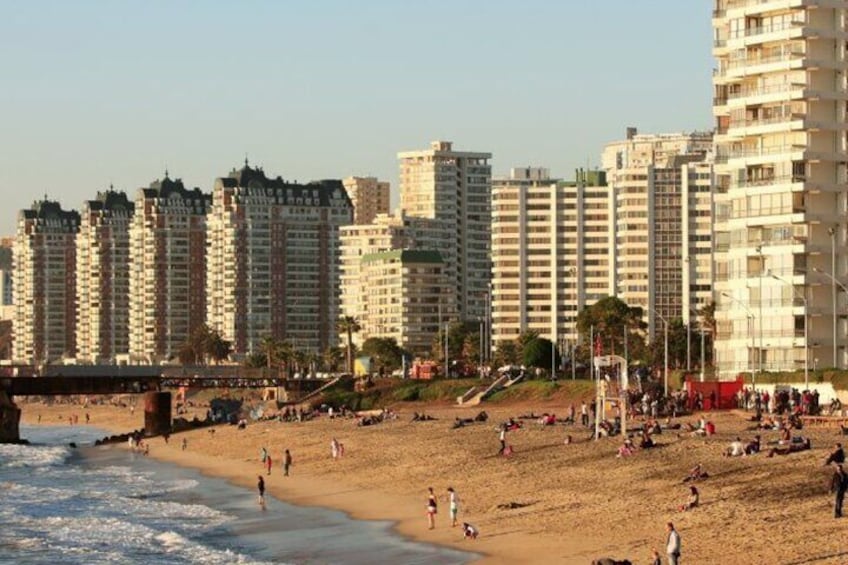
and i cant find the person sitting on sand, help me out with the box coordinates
[679,486,699,511]
[462,522,479,540]
[640,431,655,449]
[745,435,761,455]
[824,443,845,466]
[617,438,635,458]
[683,464,708,483]
[564,434,573,445]
[725,437,745,457]
[780,425,792,444]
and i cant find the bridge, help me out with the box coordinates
[0,366,339,444]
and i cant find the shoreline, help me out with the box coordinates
[19,399,848,564]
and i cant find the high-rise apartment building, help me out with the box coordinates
[76,190,134,363]
[399,141,492,321]
[340,213,456,349]
[358,249,451,356]
[0,238,12,321]
[602,130,715,337]
[128,174,210,363]
[712,1,847,374]
[491,168,612,347]
[343,176,391,225]
[12,200,80,363]
[206,163,353,356]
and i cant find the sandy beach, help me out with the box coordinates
[19,396,848,564]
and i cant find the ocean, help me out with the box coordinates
[0,425,475,565]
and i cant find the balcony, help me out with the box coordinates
[715,144,807,162]
[734,174,806,188]
[728,19,805,41]
[727,51,805,71]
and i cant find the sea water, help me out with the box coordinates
[0,425,474,564]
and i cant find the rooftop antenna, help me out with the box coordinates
[244,153,249,168]
[164,165,170,179]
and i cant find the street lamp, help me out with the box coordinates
[689,307,706,382]
[756,245,765,375]
[720,292,756,384]
[651,309,669,396]
[829,226,837,368]
[814,265,848,370]
[770,272,809,389]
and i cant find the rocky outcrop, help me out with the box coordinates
[0,389,21,444]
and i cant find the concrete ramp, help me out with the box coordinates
[457,373,512,406]
[294,376,344,405]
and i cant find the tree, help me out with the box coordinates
[432,321,480,369]
[522,336,558,373]
[337,316,361,374]
[577,296,647,359]
[361,337,404,373]
[493,340,520,368]
[207,331,232,364]
[322,346,345,373]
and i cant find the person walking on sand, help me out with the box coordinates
[447,487,460,527]
[181,438,187,451]
[284,449,292,476]
[831,464,848,518]
[331,438,340,460]
[260,447,268,463]
[266,453,273,475]
[580,401,589,427]
[426,487,438,529]
[666,522,681,565]
[498,426,506,455]
[257,475,266,507]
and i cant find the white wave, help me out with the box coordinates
[0,443,71,469]
[155,530,279,565]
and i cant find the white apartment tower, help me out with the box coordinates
[206,163,353,356]
[358,249,451,356]
[340,213,456,349]
[342,176,391,225]
[399,141,492,321]
[712,1,848,374]
[76,190,134,363]
[602,130,715,337]
[12,200,80,363]
[491,168,613,347]
[128,174,210,363]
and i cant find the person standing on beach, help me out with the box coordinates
[831,464,848,518]
[498,426,506,455]
[284,449,292,476]
[257,475,266,507]
[426,487,438,529]
[181,438,187,451]
[580,401,588,427]
[266,454,273,475]
[260,447,268,463]
[447,487,460,527]
[331,438,340,460]
[666,522,681,565]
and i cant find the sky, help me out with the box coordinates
[0,1,714,236]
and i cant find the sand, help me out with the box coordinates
[18,396,848,564]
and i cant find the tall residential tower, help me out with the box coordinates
[712,1,848,375]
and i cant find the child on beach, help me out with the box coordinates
[257,475,265,507]
[462,522,478,540]
[266,454,273,475]
[426,487,438,529]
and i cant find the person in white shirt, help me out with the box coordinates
[498,427,506,455]
[725,437,745,457]
[447,487,460,526]
[666,522,681,565]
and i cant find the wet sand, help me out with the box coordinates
[19,398,848,564]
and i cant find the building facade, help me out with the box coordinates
[206,163,353,356]
[491,168,612,348]
[76,190,134,363]
[128,175,210,363]
[358,249,450,356]
[342,176,390,225]
[712,1,848,374]
[399,141,492,321]
[12,200,80,363]
[340,213,456,349]
[602,130,715,337]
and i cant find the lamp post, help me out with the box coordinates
[720,292,756,384]
[770,272,808,389]
[828,226,837,368]
[651,310,669,397]
[690,307,706,382]
[814,265,848,370]
[756,245,764,374]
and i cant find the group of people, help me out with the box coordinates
[737,386,824,416]
[259,446,294,477]
[425,486,478,540]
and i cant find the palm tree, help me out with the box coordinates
[337,316,361,374]
[260,335,280,371]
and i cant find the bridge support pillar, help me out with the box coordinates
[0,390,21,444]
[144,391,171,436]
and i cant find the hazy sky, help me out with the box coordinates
[0,1,713,236]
